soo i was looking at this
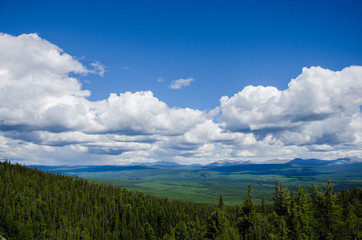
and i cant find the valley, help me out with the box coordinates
[32,158,362,205]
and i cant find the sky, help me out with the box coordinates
[0,0,361,165]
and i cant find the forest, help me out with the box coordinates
[0,160,361,239]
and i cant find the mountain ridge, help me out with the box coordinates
[26,157,362,173]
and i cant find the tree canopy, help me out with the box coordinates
[0,160,361,239]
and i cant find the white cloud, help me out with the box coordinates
[90,61,105,77]
[169,77,194,89]
[0,33,88,77]
[0,33,212,164]
[219,66,362,157]
[0,33,91,132]
[0,33,361,165]
[91,91,207,135]
[220,66,362,132]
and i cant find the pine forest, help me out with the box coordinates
[0,161,361,240]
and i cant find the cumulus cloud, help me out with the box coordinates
[220,66,362,131]
[0,33,361,165]
[0,33,88,77]
[0,33,91,132]
[0,33,214,164]
[219,66,362,156]
[169,77,194,89]
[91,91,207,135]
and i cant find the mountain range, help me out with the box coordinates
[28,157,361,174]
[145,157,360,169]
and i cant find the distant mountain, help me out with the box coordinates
[136,160,204,169]
[142,158,360,169]
[30,165,151,173]
[287,158,332,166]
[259,159,291,164]
[200,157,362,173]
[145,161,183,168]
[205,158,362,168]
[205,160,251,168]
[286,158,354,166]
[29,158,361,174]
[332,158,359,165]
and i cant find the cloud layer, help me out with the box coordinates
[0,33,361,165]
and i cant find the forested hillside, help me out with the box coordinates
[0,161,361,239]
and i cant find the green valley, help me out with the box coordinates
[33,159,362,206]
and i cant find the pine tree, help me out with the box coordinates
[237,184,256,240]
[174,221,190,240]
[144,222,156,240]
[247,183,253,198]
[323,180,339,238]
[273,182,290,217]
[218,195,225,210]
[261,194,266,215]
[293,186,312,239]
[205,208,229,239]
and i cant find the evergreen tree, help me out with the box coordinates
[144,222,156,240]
[309,183,327,238]
[261,194,266,215]
[218,195,225,210]
[247,183,253,198]
[274,181,290,217]
[174,221,190,240]
[205,208,229,239]
[293,186,312,239]
[323,180,339,238]
[237,184,256,240]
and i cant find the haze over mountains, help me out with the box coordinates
[208,157,361,167]
[137,157,361,169]
[29,157,362,172]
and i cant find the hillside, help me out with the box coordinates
[1,161,362,239]
[0,161,216,239]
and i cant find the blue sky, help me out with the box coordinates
[0,0,361,165]
[2,0,362,109]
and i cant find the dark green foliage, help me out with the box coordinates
[289,186,312,239]
[274,181,290,217]
[205,208,232,239]
[218,195,224,210]
[1,161,362,239]
[0,161,213,239]
[261,194,266,214]
[144,222,156,240]
[174,221,190,240]
[237,188,256,239]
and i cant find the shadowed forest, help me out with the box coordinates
[0,161,361,239]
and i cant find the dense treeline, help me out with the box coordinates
[0,161,361,239]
